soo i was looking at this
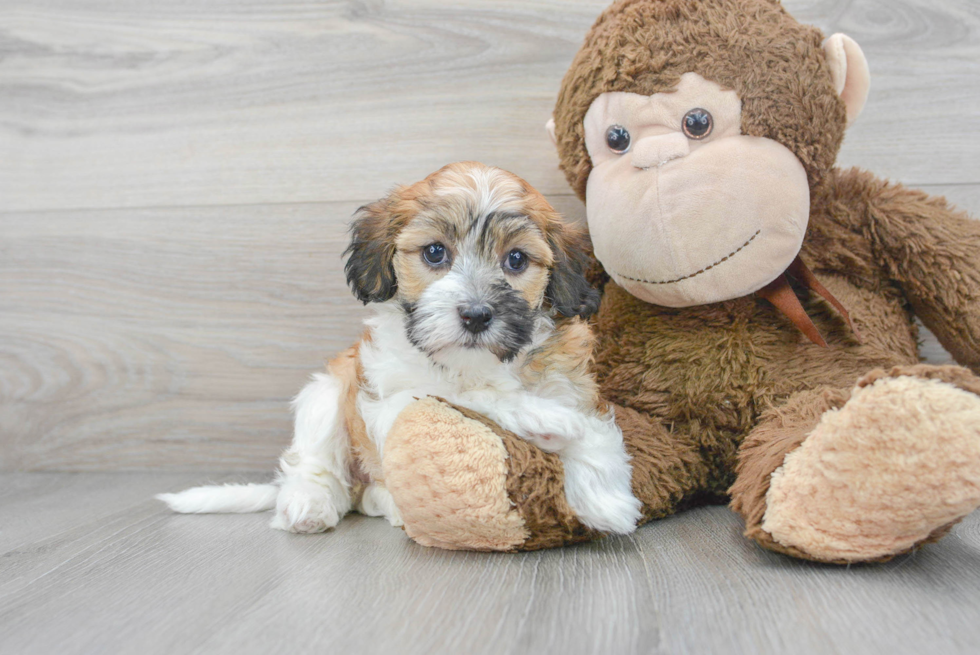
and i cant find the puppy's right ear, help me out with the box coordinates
[344,198,399,304]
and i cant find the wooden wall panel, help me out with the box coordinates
[1,204,364,469]
[0,0,977,470]
[0,1,977,212]
[0,195,589,470]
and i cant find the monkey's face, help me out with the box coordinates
[582,73,811,307]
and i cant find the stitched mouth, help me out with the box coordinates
[611,230,761,286]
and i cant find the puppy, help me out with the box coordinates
[159,162,642,535]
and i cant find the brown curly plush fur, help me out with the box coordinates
[489,163,980,556]
[550,0,980,555]
[382,0,980,561]
[553,0,846,200]
[540,0,980,561]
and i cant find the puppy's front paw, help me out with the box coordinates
[271,479,348,534]
[526,432,569,453]
[562,459,642,535]
[568,485,643,535]
[513,403,587,445]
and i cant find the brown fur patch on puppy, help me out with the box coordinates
[348,162,600,320]
[328,338,384,485]
[520,317,602,411]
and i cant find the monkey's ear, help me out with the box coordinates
[545,227,601,319]
[343,199,399,304]
[545,117,557,146]
[823,33,870,126]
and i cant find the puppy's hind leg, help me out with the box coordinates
[272,372,353,534]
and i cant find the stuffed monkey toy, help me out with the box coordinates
[378,0,980,562]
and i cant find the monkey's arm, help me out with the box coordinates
[853,171,980,373]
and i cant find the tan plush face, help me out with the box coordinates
[344,162,600,361]
[582,73,811,307]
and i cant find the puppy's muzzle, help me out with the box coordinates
[458,303,493,334]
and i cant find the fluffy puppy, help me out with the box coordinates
[159,162,642,535]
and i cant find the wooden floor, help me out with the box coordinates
[1,472,979,655]
[2,1,979,653]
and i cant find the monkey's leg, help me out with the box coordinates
[731,365,980,563]
[381,397,708,551]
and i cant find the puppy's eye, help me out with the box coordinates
[682,108,713,139]
[504,249,528,273]
[422,243,448,267]
[605,125,631,154]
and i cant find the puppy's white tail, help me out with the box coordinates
[156,483,278,514]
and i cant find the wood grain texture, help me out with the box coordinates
[1,472,979,655]
[0,0,978,472]
[3,4,980,653]
[0,0,978,213]
[0,0,610,212]
[0,203,365,470]
[1,189,973,471]
[0,195,587,471]
[791,1,980,183]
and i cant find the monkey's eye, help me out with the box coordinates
[504,249,529,273]
[605,125,631,153]
[682,109,713,139]
[422,243,449,267]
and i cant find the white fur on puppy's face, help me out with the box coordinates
[344,162,599,362]
[376,165,545,362]
[399,224,550,362]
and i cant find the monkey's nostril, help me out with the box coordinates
[459,304,494,334]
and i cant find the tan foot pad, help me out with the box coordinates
[382,397,528,551]
[763,375,980,562]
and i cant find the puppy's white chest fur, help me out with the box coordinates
[356,305,549,453]
[363,306,525,392]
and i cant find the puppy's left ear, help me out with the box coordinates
[545,226,601,319]
[344,197,399,304]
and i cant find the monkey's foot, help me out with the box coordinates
[762,366,980,562]
[382,397,600,551]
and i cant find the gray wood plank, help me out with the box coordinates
[0,472,978,655]
[0,187,975,471]
[0,194,585,471]
[0,202,366,470]
[794,0,980,182]
[0,471,244,552]
[0,0,977,213]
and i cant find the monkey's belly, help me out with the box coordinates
[594,280,919,442]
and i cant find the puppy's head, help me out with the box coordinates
[344,161,600,362]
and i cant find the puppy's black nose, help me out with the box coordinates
[459,304,493,334]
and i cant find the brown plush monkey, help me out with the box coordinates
[379,0,980,562]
